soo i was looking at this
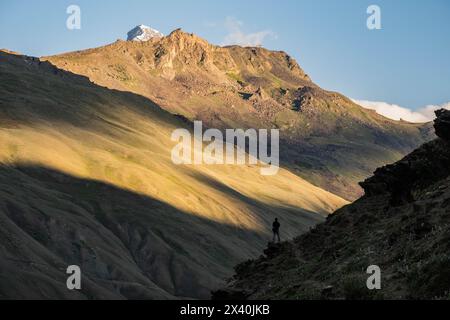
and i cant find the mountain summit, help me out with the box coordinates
[127,25,164,41]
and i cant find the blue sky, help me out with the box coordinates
[1,0,449,116]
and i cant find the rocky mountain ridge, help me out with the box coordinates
[44,29,434,200]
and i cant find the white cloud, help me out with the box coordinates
[222,17,276,47]
[352,99,450,123]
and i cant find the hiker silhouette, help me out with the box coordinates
[272,218,280,243]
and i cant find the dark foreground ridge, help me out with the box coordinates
[214,109,450,300]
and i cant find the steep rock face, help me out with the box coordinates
[44,29,433,201]
[215,110,450,300]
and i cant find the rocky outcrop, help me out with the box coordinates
[434,109,450,141]
[360,109,450,205]
[216,110,450,300]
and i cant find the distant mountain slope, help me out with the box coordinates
[0,51,346,299]
[44,29,434,200]
[214,110,450,300]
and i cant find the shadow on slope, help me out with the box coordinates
[189,171,326,237]
[0,51,187,134]
[0,52,342,299]
[0,164,271,299]
[41,39,434,201]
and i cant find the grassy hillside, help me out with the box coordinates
[0,51,346,299]
[45,30,433,200]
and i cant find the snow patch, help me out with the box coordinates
[127,25,164,42]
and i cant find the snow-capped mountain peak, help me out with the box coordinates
[127,25,164,42]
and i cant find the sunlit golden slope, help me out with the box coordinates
[0,51,346,299]
[44,29,433,201]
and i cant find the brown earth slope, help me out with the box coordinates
[44,29,434,201]
[215,110,450,300]
[0,51,346,299]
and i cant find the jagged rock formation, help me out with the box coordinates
[360,109,450,206]
[215,109,450,300]
[434,109,450,141]
[44,29,434,201]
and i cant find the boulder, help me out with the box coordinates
[434,109,450,141]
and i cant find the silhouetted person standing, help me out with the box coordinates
[272,218,280,243]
